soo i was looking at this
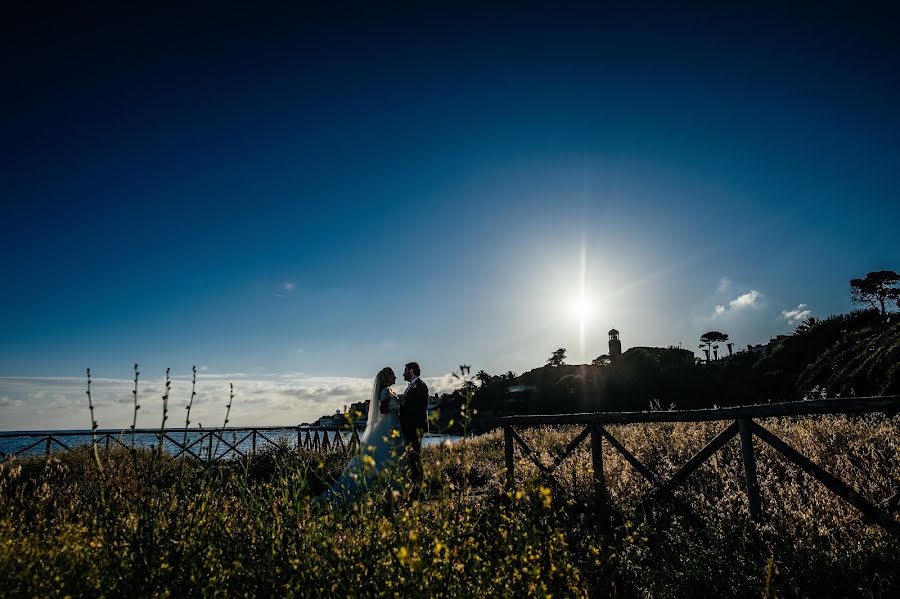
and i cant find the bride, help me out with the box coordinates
[315,366,406,503]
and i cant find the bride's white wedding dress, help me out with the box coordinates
[316,386,406,503]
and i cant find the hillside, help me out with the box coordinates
[465,310,899,423]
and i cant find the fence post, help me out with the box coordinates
[504,426,514,489]
[252,430,257,455]
[590,424,610,529]
[45,436,52,457]
[105,434,110,450]
[738,419,762,521]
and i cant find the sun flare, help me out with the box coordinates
[569,295,593,322]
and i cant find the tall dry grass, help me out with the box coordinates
[0,414,897,597]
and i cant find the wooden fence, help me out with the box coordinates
[0,425,361,465]
[501,396,900,534]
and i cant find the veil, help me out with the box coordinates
[360,374,382,445]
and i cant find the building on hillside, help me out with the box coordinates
[506,384,536,394]
[347,400,369,427]
[306,400,369,429]
[608,328,622,361]
[315,411,345,428]
[747,335,790,355]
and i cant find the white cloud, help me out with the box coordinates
[782,304,812,323]
[730,290,762,309]
[711,289,764,317]
[717,277,732,293]
[0,372,467,431]
[0,396,24,408]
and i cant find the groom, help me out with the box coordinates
[399,361,428,496]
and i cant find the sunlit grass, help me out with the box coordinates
[0,415,897,597]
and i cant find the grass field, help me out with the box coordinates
[1,414,898,597]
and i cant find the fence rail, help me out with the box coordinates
[0,425,361,465]
[501,396,900,534]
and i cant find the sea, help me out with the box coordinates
[0,429,461,461]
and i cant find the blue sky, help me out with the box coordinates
[2,2,899,428]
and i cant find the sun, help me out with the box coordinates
[569,295,592,322]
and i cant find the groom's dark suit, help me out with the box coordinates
[399,378,428,491]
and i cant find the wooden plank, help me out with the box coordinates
[49,437,71,451]
[750,421,899,534]
[590,424,609,529]
[504,426,514,489]
[738,419,762,521]
[0,396,890,440]
[597,425,663,487]
[162,433,205,461]
[501,396,900,426]
[233,431,254,451]
[172,433,211,459]
[549,425,591,472]
[509,427,563,490]
[0,425,329,438]
[3,437,50,461]
[599,425,706,528]
[209,431,246,461]
[646,421,739,501]
[255,430,279,450]
[108,435,129,450]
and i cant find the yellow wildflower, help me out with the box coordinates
[539,486,552,508]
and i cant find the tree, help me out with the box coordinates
[850,270,900,315]
[699,331,729,362]
[794,316,819,334]
[591,354,611,366]
[503,371,518,381]
[547,348,567,367]
[475,370,493,386]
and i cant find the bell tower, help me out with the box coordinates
[608,328,622,361]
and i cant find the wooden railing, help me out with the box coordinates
[0,425,361,464]
[501,396,900,534]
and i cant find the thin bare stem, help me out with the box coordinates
[86,368,103,472]
[182,366,197,448]
[212,383,234,461]
[158,367,171,455]
[130,363,141,450]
